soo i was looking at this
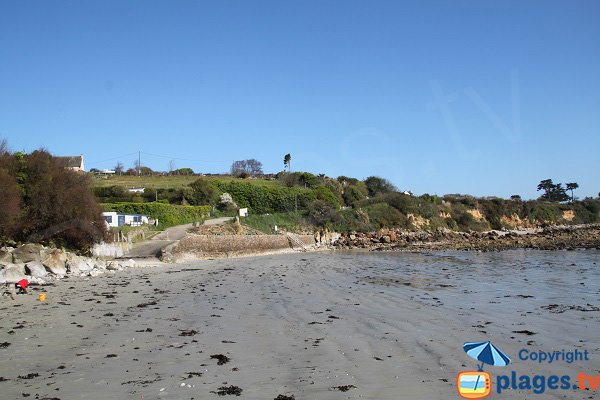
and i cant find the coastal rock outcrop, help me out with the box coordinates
[42,249,67,275]
[25,261,48,278]
[2,264,27,283]
[12,244,45,263]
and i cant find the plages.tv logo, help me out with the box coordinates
[457,341,511,398]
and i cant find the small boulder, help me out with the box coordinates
[89,268,103,277]
[121,259,136,269]
[66,256,92,275]
[106,262,121,271]
[42,249,67,275]
[25,261,48,278]
[12,243,45,263]
[94,259,107,270]
[0,249,13,263]
[2,264,27,283]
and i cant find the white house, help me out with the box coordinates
[127,187,145,193]
[103,212,150,228]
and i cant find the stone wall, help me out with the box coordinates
[165,234,316,262]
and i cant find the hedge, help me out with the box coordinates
[101,202,211,228]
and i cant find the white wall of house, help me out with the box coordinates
[102,212,149,228]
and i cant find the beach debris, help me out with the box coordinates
[179,329,199,336]
[136,301,158,308]
[541,304,599,313]
[17,373,39,380]
[0,342,10,348]
[512,330,537,336]
[105,354,118,358]
[212,385,242,396]
[331,385,357,392]
[274,395,295,400]
[186,372,203,378]
[210,354,230,365]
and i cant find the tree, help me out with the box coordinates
[510,195,522,201]
[0,168,21,237]
[114,162,124,175]
[283,153,291,173]
[566,182,579,203]
[231,159,263,177]
[537,179,569,202]
[364,176,397,197]
[189,177,216,205]
[537,179,554,199]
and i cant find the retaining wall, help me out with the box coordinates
[165,234,316,262]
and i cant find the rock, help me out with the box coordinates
[381,235,391,243]
[89,268,103,277]
[94,259,107,270]
[25,261,48,278]
[66,256,92,275]
[389,231,397,242]
[121,259,136,269]
[1,264,27,283]
[42,249,67,275]
[106,262,121,271]
[12,243,45,263]
[0,249,13,263]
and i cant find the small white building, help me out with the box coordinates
[238,208,248,217]
[128,187,145,193]
[103,212,150,228]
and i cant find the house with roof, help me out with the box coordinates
[56,155,85,172]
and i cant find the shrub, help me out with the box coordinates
[101,202,211,228]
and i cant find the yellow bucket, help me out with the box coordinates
[38,293,46,301]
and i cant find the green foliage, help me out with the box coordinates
[188,177,217,206]
[172,167,195,175]
[307,200,340,227]
[364,176,397,197]
[0,148,107,249]
[101,202,211,228]
[242,212,305,234]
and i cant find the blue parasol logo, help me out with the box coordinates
[463,341,511,371]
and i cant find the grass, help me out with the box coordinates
[241,212,306,234]
[91,175,281,190]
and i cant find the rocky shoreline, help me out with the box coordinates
[331,224,600,252]
[0,243,145,288]
[1,224,598,290]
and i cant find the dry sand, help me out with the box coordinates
[0,250,598,399]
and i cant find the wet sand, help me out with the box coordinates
[0,250,598,399]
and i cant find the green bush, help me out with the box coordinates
[101,202,211,228]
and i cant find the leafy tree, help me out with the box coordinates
[510,195,522,201]
[566,182,579,203]
[283,153,291,172]
[364,176,397,197]
[537,179,554,199]
[537,179,569,202]
[0,168,21,237]
[172,167,194,175]
[189,177,216,205]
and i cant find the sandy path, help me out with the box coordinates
[0,251,598,399]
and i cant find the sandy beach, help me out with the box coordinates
[1,250,598,399]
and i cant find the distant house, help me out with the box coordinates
[56,155,85,172]
[127,187,145,193]
[102,212,150,228]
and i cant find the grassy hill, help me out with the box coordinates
[91,175,280,190]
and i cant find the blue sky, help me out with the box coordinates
[1,0,598,199]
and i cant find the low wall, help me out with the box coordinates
[165,234,316,262]
[92,242,131,258]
